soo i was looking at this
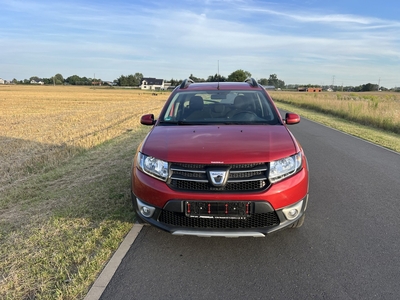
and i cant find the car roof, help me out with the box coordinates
[176,78,264,92]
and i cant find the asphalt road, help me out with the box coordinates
[100,116,400,300]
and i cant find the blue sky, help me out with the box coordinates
[1,0,399,87]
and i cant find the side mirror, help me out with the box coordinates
[284,113,300,125]
[140,114,156,125]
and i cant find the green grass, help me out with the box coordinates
[0,127,150,299]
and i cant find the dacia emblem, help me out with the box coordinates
[208,169,229,187]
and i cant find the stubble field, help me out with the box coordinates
[270,91,400,134]
[0,85,165,191]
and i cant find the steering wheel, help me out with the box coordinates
[229,111,258,121]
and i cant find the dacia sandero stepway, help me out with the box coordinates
[131,78,309,237]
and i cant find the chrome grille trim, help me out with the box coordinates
[168,162,270,192]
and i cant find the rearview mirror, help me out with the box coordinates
[211,93,227,99]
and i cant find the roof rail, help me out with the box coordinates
[180,78,195,89]
[245,77,258,87]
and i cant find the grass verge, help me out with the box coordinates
[274,100,400,153]
[0,126,150,299]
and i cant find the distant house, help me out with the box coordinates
[0,78,4,84]
[30,80,44,85]
[307,87,322,92]
[298,87,322,92]
[103,81,116,86]
[140,77,165,90]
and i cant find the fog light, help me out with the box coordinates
[141,207,152,217]
[282,200,303,220]
[136,198,155,218]
[288,209,299,218]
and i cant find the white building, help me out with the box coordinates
[30,80,44,85]
[140,77,165,90]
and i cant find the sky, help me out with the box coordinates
[1,0,399,88]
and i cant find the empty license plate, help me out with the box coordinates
[185,201,252,219]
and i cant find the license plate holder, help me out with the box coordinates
[185,201,252,219]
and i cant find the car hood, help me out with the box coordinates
[141,125,298,164]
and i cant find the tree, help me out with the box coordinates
[266,74,285,88]
[82,77,91,85]
[42,78,53,85]
[66,75,83,85]
[227,70,251,82]
[117,75,128,86]
[267,74,278,86]
[353,83,379,92]
[258,78,268,85]
[206,73,227,82]
[361,83,379,92]
[189,74,205,82]
[29,76,41,82]
[52,73,64,85]
[132,72,143,86]
[169,78,177,86]
[117,73,143,86]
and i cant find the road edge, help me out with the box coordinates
[84,224,143,300]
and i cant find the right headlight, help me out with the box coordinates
[137,152,169,181]
[269,152,302,183]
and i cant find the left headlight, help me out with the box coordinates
[269,152,302,183]
[137,152,169,181]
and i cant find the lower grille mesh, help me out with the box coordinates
[159,211,279,229]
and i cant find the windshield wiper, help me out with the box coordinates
[177,121,208,125]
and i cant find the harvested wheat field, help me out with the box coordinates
[0,85,165,191]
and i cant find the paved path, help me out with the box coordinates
[89,115,400,300]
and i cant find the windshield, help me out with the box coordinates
[160,90,280,125]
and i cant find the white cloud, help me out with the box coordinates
[0,0,399,87]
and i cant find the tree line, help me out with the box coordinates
[10,70,391,92]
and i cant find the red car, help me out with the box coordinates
[131,78,309,237]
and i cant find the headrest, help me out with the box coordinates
[189,96,204,110]
[233,95,248,108]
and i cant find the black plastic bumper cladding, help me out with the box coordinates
[132,193,291,234]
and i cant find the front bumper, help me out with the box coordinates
[132,193,308,237]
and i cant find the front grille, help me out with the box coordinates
[168,163,270,192]
[159,210,280,229]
